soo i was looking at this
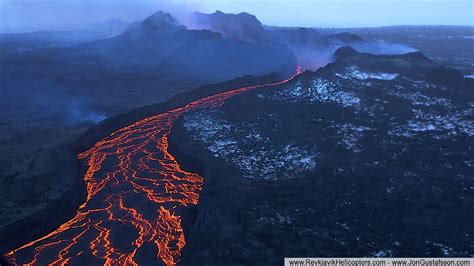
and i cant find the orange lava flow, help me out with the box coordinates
[4,68,301,266]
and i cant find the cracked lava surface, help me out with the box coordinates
[4,69,300,266]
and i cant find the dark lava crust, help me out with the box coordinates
[169,48,474,264]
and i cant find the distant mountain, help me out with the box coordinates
[1,11,297,126]
[125,11,183,33]
[89,18,129,38]
[188,10,365,47]
[83,11,296,81]
[0,18,129,53]
[189,11,266,42]
[186,11,371,70]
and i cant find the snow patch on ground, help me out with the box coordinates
[431,242,457,256]
[389,107,474,137]
[184,111,317,180]
[337,66,399,80]
[371,250,392,257]
[335,124,372,152]
[257,212,294,226]
[270,79,360,107]
[389,91,452,107]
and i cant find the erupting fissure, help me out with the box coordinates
[4,68,301,266]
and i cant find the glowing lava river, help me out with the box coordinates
[4,69,300,266]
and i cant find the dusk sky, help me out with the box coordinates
[1,0,473,31]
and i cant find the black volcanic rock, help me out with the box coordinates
[172,49,474,262]
[399,50,433,62]
[336,48,473,98]
[332,46,437,79]
[426,67,474,95]
[334,45,358,58]
[329,47,473,99]
[334,45,433,64]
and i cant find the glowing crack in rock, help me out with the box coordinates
[4,68,301,266]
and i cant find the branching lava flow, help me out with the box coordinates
[5,69,301,266]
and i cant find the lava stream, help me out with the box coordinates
[4,68,301,266]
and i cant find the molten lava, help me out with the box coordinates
[5,69,301,266]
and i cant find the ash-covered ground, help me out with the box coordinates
[172,47,474,263]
